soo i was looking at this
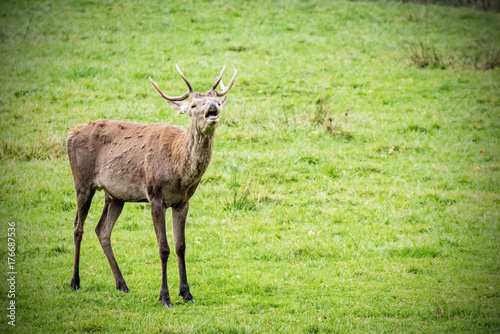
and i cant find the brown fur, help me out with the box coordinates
[67,119,202,204]
[67,71,233,307]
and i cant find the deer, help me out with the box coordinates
[66,65,237,307]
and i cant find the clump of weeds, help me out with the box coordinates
[404,41,445,69]
[313,99,353,140]
[404,39,500,69]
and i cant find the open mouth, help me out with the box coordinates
[205,109,219,120]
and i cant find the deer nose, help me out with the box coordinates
[208,102,217,111]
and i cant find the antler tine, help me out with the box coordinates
[215,68,237,97]
[176,64,194,92]
[210,65,225,92]
[220,79,226,91]
[149,77,190,101]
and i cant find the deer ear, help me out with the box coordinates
[218,96,227,105]
[167,101,190,115]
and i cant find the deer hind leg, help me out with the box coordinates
[172,202,194,303]
[71,188,96,290]
[95,194,128,292]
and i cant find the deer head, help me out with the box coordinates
[149,65,237,134]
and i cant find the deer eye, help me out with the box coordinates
[191,104,196,108]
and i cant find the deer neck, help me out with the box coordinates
[181,122,216,184]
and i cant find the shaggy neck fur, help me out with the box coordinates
[178,118,216,186]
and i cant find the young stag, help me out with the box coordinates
[66,65,237,307]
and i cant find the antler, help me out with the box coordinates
[175,64,193,93]
[210,65,225,92]
[209,66,237,97]
[150,65,236,100]
[149,64,194,101]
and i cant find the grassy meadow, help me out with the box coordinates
[0,0,499,332]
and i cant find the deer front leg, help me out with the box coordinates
[172,202,194,303]
[151,199,172,307]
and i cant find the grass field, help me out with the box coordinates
[0,0,499,332]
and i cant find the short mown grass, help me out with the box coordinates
[0,0,499,333]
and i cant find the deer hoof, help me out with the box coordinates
[116,281,129,293]
[160,298,172,308]
[70,277,80,290]
[159,293,172,307]
[180,290,194,303]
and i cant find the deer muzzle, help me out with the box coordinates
[205,103,219,120]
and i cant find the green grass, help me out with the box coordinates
[0,0,499,332]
